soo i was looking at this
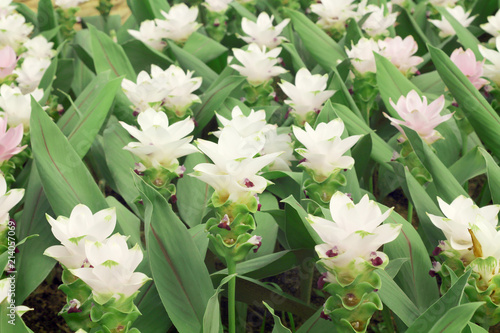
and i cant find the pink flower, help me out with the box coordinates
[0,46,17,78]
[0,116,25,162]
[450,48,488,90]
[383,90,453,144]
[378,36,423,75]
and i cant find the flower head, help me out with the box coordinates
[0,173,23,236]
[0,13,32,51]
[14,57,51,94]
[203,0,233,13]
[430,6,475,38]
[230,44,287,86]
[0,45,16,78]
[239,13,289,49]
[119,108,198,172]
[481,10,500,40]
[479,37,500,86]
[155,4,201,43]
[346,38,380,74]
[127,20,166,51]
[293,119,361,182]
[0,84,43,131]
[310,0,357,31]
[261,127,295,172]
[383,90,452,144]
[378,36,423,75]
[359,4,398,37]
[0,116,25,162]
[22,35,56,59]
[450,48,488,90]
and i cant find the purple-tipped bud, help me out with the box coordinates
[432,246,443,256]
[177,165,186,178]
[171,195,177,204]
[254,194,262,211]
[68,299,82,313]
[370,252,383,266]
[248,235,263,253]
[217,214,231,231]
[285,108,292,119]
[320,311,332,321]
[133,111,139,117]
[452,102,459,108]
[429,261,442,278]
[317,272,328,289]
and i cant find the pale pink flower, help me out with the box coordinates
[0,116,25,162]
[450,48,488,90]
[378,36,423,75]
[0,45,16,78]
[383,90,453,144]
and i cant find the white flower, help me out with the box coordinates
[22,36,56,59]
[359,4,397,37]
[70,234,149,304]
[54,0,89,9]
[14,57,51,94]
[383,90,452,144]
[346,38,380,74]
[121,66,170,113]
[308,192,401,268]
[479,37,500,86]
[293,119,361,182]
[230,43,287,86]
[481,10,500,40]
[44,205,117,269]
[0,278,32,316]
[151,65,202,117]
[0,0,15,17]
[239,13,289,49]
[261,126,295,172]
[427,196,500,251]
[119,108,198,171]
[155,4,201,43]
[429,6,475,38]
[310,0,357,31]
[0,85,43,130]
[203,0,232,13]
[127,20,166,51]
[0,173,24,235]
[378,36,423,75]
[279,68,335,122]
[0,13,32,51]
[429,0,458,6]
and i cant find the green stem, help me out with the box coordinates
[461,132,469,193]
[407,201,413,225]
[381,306,395,333]
[227,258,237,333]
[299,263,314,304]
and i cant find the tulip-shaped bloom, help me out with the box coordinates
[481,10,500,40]
[0,173,24,236]
[70,234,149,304]
[378,36,423,75]
[239,13,290,49]
[203,0,232,13]
[151,65,202,117]
[359,5,397,37]
[346,38,380,74]
[120,108,198,172]
[430,6,475,38]
[310,0,357,31]
[0,46,16,78]
[0,116,25,163]
[479,37,500,86]
[14,57,51,94]
[308,192,401,268]
[427,196,500,252]
[0,14,33,51]
[450,48,488,90]
[193,127,280,204]
[0,84,43,131]
[44,205,117,269]
[128,20,166,51]
[230,44,287,86]
[22,35,56,59]
[261,127,295,172]
[279,68,335,122]
[55,0,89,9]
[121,67,170,113]
[383,90,452,144]
[293,119,361,183]
[155,4,201,43]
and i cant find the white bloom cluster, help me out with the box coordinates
[0,85,43,131]
[429,6,475,38]
[238,12,290,49]
[44,204,149,304]
[128,4,200,49]
[121,64,202,116]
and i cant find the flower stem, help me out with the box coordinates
[227,258,237,333]
[407,201,413,225]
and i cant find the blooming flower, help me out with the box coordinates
[70,234,149,304]
[0,173,24,236]
[0,46,16,78]
[119,108,198,172]
[481,10,500,40]
[121,66,170,113]
[450,48,488,90]
[429,6,475,38]
[127,20,166,51]
[293,119,361,182]
[203,0,233,13]
[261,126,295,172]
[22,35,56,59]
[378,36,423,75]
[0,84,43,130]
[0,13,32,51]
[358,3,398,37]
[14,57,51,94]
[230,43,287,86]
[0,116,25,163]
[0,0,15,17]
[346,38,380,74]
[239,13,289,49]
[383,90,452,144]
[310,0,357,31]
[479,37,500,86]
[279,68,335,123]
[155,4,201,43]
[427,196,500,252]
[54,0,89,9]
[44,205,117,269]
[308,192,401,268]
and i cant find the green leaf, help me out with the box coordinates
[429,45,500,158]
[229,2,256,20]
[184,32,228,64]
[106,196,142,249]
[13,3,37,27]
[479,147,500,204]
[135,175,214,333]
[37,0,58,37]
[329,68,364,120]
[281,195,321,249]
[127,0,169,21]
[428,302,484,333]
[296,308,338,332]
[344,18,363,49]
[0,302,33,333]
[281,43,306,72]
[411,71,446,96]
[203,274,237,333]
[122,39,173,74]
[285,9,345,71]
[395,7,433,56]
[263,302,292,333]
[449,147,486,185]
[133,281,173,333]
